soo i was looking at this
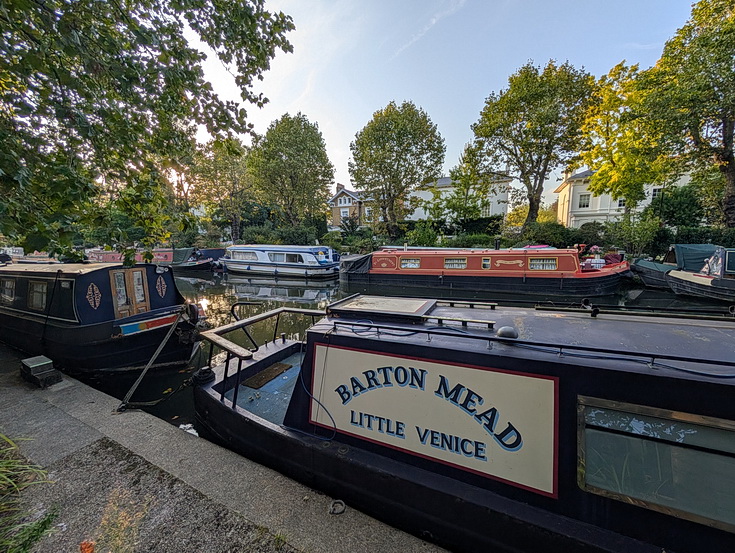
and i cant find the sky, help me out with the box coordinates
[191,0,695,201]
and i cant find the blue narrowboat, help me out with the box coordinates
[0,263,201,374]
[194,295,735,553]
[221,244,340,278]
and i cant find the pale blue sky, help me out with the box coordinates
[194,0,694,198]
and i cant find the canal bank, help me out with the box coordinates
[0,343,443,553]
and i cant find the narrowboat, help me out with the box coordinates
[193,295,735,553]
[340,247,631,297]
[221,245,340,278]
[0,263,202,374]
[666,246,735,302]
[631,243,719,289]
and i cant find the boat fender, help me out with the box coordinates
[496,326,519,339]
[186,303,199,323]
[328,500,346,515]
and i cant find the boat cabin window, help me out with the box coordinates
[482,258,491,269]
[232,250,258,261]
[1,278,15,304]
[27,280,47,311]
[110,269,150,319]
[268,252,286,263]
[400,258,421,269]
[444,257,467,270]
[529,258,558,271]
[726,250,735,275]
[578,396,735,532]
[285,253,303,263]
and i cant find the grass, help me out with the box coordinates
[0,433,57,553]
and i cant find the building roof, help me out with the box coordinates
[553,169,594,194]
[327,188,362,204]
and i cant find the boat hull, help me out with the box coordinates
[224,260,339,279]
[0,307,197,374]
[666,270,735,302]
[341,269,625,297]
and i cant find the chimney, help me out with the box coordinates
[336,183,345,192]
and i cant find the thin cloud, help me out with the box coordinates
[623,42,663,50]
[391,0,467,60]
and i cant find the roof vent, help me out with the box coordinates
[496,326,519,339]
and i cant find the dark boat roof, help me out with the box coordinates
[324,295,735,380]
[0,262,132,276]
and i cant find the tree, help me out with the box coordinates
[189,138,253,242]
[0,0,293,257]
[641,184,704,227]
[578,63,676,206]
[473,60,594,229]
[637,0,735,226]
[349,101,445,239]
[423,143,506,230]
[248,113,334,227]
[505,203,558,227]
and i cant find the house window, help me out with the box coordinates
[617,198,626,208]
[338,196,352,206]
[28,280,47,311]
[578,194,591,209]
[364,207,372,219]
[652,188,662,199]
[444,257,467,270]
[529,258,557,270]
[233,250,258,261]
[481,205,492,217]
[400,258,421,269]
[578,396,735,531]
[1,279,15,304]
[340,208,350,221]
[482,258,491,269]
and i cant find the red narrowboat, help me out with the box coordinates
[340,247,631,297]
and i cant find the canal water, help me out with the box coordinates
[92,272,730,427]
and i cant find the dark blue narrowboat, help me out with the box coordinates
[194,295,735,553]
[0,263,201,374]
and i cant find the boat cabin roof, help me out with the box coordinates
[377,247,577,255]
[227,244,333,253]
[0,262,130,276]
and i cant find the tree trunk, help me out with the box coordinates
[523,193,542,231]
[231,214,241,243]
[722,158,735,228]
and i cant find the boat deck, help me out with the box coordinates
[223,352,303,425]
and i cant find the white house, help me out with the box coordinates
[409,176,510,220]
[554,169,691,227]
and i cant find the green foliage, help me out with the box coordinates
[320,231,343,251]
[405,221,438,247]
[249,113,334,226]
[604,213,662,257]
[640,184,704,227]
[422,143,504,230]
[349,101,446,239]
[0,0,294,255]
[473,60,594,228]
[516,222,571,249]
[578,63,675,206]
[568,222,606,248]
[443,234,497,248]
[339,216,362,238]
[458,215,503,235]
[675,226,735,248]
[0,434,57,552]
[638,0,735,226]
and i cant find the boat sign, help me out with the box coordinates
[309,344,558,496]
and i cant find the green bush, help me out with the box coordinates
[405,221,438,247]
[515,222,571,249]
[443,233,496,248]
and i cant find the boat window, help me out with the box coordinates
[132,270,147,308]
[285,253,303,263]
[27,280,47,311]
[482,258,491,269]
[233,251,258,261]
[400,258,421,269]
[726,251,735,275]
[113,272,128,308]
[268,252,285,263]
[444,257,467,270]
[529,258,557,270]
[578,396,735,532]
[1,279,15,304]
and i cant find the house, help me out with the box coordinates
[554,169,691,227]
[409,176,511,220]
[327,184,371,228]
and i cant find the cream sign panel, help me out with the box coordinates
[310,345,557,496]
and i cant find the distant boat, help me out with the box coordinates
[194,294,735,553]
[221,244,340,279]
[666,246,735,302]
[340,246,631,297]
[631,244,719,289]
[167,248,226,276]
[0,263,201,374]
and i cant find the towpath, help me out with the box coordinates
[0,344,445,553]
